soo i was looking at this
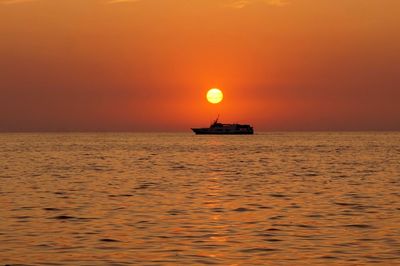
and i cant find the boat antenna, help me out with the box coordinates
[212,114,220,126]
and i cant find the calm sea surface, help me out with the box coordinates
[0,133,399,265]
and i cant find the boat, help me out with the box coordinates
[191,116,254,135]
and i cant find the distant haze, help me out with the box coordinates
[1,0,399,131]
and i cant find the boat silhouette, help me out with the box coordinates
[191,116,254,135]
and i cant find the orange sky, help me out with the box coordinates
[1,0,399,131]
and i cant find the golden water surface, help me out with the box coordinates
[0,133,399,265]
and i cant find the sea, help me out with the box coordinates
[0,132,399,265]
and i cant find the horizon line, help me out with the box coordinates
[1,130,399,134]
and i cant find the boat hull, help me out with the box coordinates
[191,128,254,135]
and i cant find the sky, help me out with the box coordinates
[0,0,399,131]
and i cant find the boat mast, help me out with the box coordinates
[211,114,220,127]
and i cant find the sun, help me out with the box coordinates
[206,88,223,104]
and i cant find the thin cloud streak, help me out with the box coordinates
[268,0,289,7]
[1,0,37,4]
[228,0,289,9]
[107,0,140,4]
[1,0,289,7]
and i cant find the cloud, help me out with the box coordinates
[0,0,140,5]
[228,0,248,9]
[228,0,289,9]
[0,0,289,7]
[107,0,140,4]
[267,0,289,7]
[1,0,37,4]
